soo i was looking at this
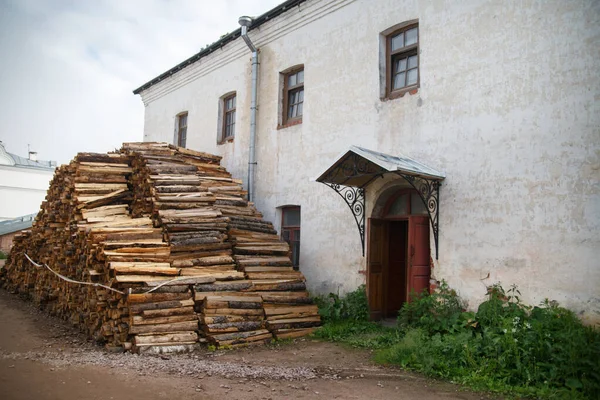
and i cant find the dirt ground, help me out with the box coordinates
[0,289,495,400]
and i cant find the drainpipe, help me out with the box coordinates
[239,16,258,203]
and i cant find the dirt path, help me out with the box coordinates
[0,290,492,400]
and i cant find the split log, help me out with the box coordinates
[129,321,199,335]
[129,299,194,313]
[134,332,198,345]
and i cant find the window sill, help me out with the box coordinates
[217,136,234,145]
[383,86,419,101]
[277,118,302,130]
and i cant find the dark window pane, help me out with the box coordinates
[391,32,404,51]
[283,208,300,226]
[298,89,304,102]
[288,74,296,87]
[388,194,408,215]
[411,192,428,215]
[179,128,187,148]
[405,27,418,46]
[395,58,407,72]
[393,72,406,89]
[407,68,418,85]
[408,55,418,69]
[282,230,290,241]
[291,240,300,268]
[297,102,303,117]
[232,95,236,108]
[297,70,304,84]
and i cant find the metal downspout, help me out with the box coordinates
[240,19,258,203]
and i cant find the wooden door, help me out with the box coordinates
[408,216,430,300]
[386,221,408,316]
[367,219,386,320]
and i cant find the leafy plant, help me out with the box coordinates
[0,250,7,260]
[398,280,466,335]
[316,281,600,399]
[313,285,369,323]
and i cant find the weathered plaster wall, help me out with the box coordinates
[0,166,54,220]
[139,0,600,323]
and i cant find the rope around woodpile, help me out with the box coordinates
[24,253,126,294]
[23,254,203,295]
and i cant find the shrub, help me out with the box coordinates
[0,250,7,260]
[398,280,467,335]
[386,283,600,399]
[313,285,369,323]
[315,281,600,398]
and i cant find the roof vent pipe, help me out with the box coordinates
[239,16,258,204]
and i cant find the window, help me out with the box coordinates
[281,67,304,127]
[176,112,188,148]
[384,190,428,217]
[281,206,301,269]
[219,93,236,143]
[386,23,419,98]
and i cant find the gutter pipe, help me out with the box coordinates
[239,16,258,203]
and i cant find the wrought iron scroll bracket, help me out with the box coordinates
[322,183,365,256]
[397,173,441,259]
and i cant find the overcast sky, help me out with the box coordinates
[0,0,281,165]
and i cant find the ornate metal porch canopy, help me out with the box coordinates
[315,146,445,258]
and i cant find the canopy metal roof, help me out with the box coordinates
[316,146,445,258]
[316,146,445,188]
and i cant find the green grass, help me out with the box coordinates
[313,320,400,349]
[311,283,600,400]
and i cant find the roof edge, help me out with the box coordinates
[132,0,307,95]
[315,145,446,186]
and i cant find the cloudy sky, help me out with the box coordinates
[0,0,281,165]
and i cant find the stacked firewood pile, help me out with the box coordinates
[2,153,146,349]
[1,142,320,352]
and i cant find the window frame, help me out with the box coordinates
[382,189,428,218]
[280,206,301,270]
[176,112,188,148]
[220,93,236,143]
[280,66,304,128]
[385,22,419,99]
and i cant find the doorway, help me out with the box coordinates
[387,220,408,317]
[367,189,431,320]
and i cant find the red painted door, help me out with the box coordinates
[408,216,430,299]
[367,219,386,320]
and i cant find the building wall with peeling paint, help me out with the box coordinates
[137,0,600,323]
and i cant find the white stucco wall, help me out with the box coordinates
[138,0,600,323]
[0,165,54,220]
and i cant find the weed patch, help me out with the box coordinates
[313,284,369,323]
[313,283,600,399]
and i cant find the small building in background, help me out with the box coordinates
[0,213,36,253]
[0,142,56,222]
